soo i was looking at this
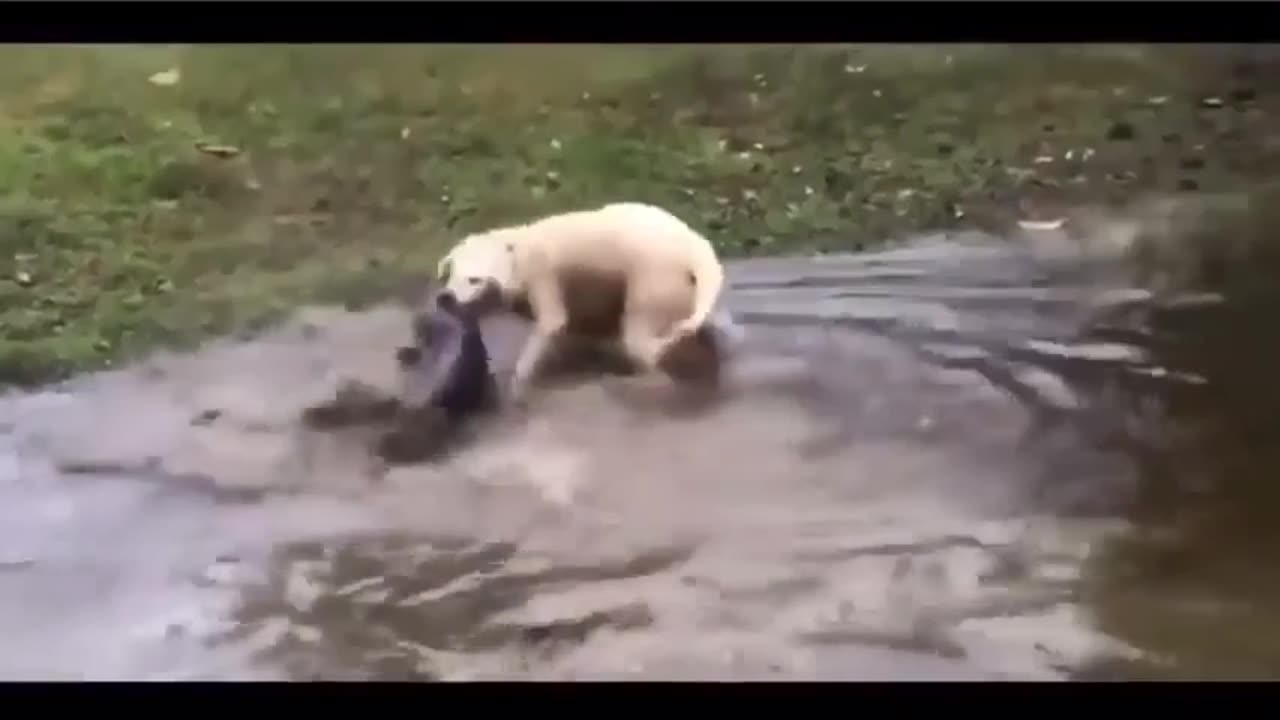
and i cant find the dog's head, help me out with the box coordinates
[435,231,520,313]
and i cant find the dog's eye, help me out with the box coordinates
[467,277,483,286]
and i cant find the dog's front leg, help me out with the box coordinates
[509,275,567,404]
[510,332,552,404]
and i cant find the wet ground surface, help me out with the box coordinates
[0,212,1264,680]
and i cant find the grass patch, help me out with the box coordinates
[1,43,1277,385]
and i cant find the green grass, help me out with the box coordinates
[1,44,1276,385]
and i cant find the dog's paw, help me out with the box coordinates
[506,377,531,407]
[669,318,701,341]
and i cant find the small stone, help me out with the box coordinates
[1106,122,1136,141]
[1162,132,1182,144]
[1018,218,1066,232]
[1177,178,1199,192]
[194,141,241,159]
[148,68,181,87]
[1179,156,1206,171]
[191,409,223,426]
[1200,97,1225,109]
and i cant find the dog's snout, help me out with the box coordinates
[435,289,459,311]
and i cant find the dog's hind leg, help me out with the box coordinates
[620,268,694,375]
[620,312,669,375]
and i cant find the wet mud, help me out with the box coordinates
[0,212,1256,680]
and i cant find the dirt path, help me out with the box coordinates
[0,220,1203,680]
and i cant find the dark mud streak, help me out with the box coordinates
[229,537,692,678]
[58,458,276,505]
[797,627,969,661]
[791,534,1000,564]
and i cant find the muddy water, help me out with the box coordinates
[0,225,1239,681]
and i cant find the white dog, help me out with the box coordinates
[435,202,727,400]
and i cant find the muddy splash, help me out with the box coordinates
[0,222,1212,680]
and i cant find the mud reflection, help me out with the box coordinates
[0,214,1262,680]
[1079,190,1280,680]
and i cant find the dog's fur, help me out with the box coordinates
[435,202,726,399]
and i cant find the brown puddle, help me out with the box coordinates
[0,215,1261,680]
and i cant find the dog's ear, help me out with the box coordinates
[436,251,455,280]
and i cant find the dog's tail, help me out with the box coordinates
[680,235,726,337]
